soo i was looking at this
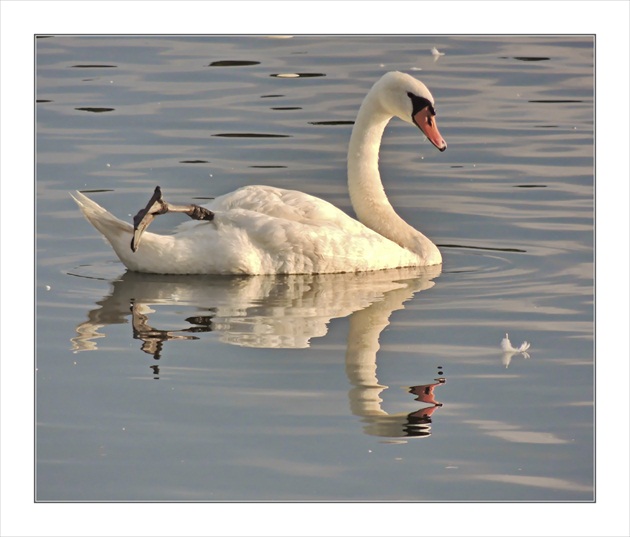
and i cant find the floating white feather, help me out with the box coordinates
[501,333,531,353]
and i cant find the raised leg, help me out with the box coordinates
[131,186,214,252]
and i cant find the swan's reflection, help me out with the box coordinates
[72,266,445,438]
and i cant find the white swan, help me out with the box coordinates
[72,71,447,275]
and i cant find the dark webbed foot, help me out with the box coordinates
[186,205,215,222]
[131,186,214,252]
[131,186,166,252]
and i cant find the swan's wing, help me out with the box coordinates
[169,185,420,273]
[206,185,357,227]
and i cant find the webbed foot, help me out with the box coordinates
[131,186,215,252]
[131,186,167,252]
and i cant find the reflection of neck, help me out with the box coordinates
[344,281,417,417]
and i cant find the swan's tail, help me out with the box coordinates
[71,191,142,270]
[72,191,133,244]
[72,191,132,236]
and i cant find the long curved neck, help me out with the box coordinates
[347,91,441,264]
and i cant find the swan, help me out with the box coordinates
[72,71,447,275]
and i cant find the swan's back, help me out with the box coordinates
[207,185,354,227]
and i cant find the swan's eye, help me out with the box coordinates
[407,92,435,117]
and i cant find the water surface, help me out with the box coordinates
[36,35,594,502]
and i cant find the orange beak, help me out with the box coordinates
[413,107,447,152]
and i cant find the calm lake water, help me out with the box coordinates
[35,35,594,502]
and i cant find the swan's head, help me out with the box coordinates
[374,71,447,152]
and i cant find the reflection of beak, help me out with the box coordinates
[413,107,447,152]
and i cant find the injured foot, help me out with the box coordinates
[131,186,214,252]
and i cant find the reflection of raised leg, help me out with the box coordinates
[131,186,214,252]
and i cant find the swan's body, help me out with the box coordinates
[73,71,447,275]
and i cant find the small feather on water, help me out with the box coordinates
[501,333,531,353]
